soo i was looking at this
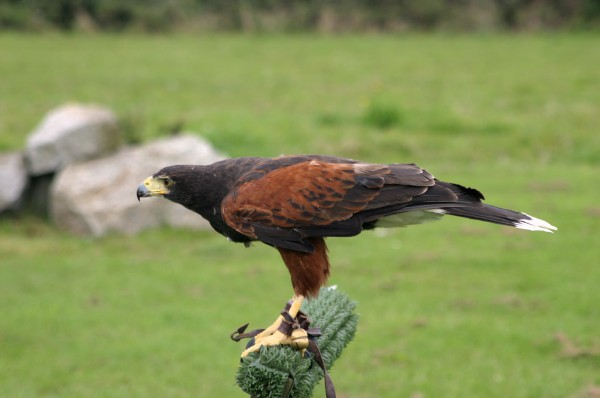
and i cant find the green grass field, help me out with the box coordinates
[0,33,599,397]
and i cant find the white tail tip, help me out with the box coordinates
[515,213,557,233]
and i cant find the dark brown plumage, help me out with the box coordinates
[137,155,555,299]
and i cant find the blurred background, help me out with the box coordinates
[1,1,599,397]
[1,0,600,32]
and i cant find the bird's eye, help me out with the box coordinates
[159,176,173,187]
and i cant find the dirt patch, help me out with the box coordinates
[555,332,600,359]
[570,384,600,398]
[529,180,570,192]
[585,206,600,218]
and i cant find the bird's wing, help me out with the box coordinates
[221,159,440,252]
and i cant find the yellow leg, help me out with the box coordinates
[252,314,284,340]
[288,294,304,317]
[241,295,305,357]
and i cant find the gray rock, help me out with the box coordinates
[0,152,28,213]
[50,134,226,236]
[25,104,121,176]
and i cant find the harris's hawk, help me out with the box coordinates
[136,155,556,356]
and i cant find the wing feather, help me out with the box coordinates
[221,159,437,251]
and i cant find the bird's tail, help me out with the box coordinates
[442,204,557,233]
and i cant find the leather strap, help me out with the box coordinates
[230,323,265,350]
[307,339,336,398]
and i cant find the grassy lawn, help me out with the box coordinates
[0,33,599,397]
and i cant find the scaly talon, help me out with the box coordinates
[252,314,284,341]
[241,330,289,357]
[240,295,306,357]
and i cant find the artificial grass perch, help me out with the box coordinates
[234,287,358,398]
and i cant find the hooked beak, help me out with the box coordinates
[136,183,149,201]
[136,176,169,201]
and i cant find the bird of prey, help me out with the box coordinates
[137,155,556,356]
